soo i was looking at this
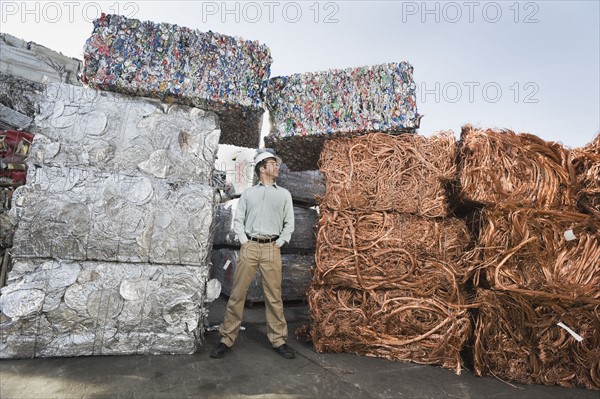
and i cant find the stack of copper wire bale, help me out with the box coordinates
[459,125,599,390]
[307,132,473,374]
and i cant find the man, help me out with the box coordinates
[210,150,295,359]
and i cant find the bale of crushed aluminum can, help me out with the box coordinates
[306,286,471,375]
[458,125,577,210]
[469,207,600,304]
[473,289,600,390]
[319,132,456,216]
[264,63,420,170]
[82,14,271,148]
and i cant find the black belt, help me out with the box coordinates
[246,234,279,244]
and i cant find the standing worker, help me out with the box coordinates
[210,150,296,359]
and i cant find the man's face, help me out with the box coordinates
[263,159,280,178]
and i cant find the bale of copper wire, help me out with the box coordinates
[468,207,600,304]
[318,132,457,218]
[307,286,471,375]
[473,289,600,390]
[314,210,471,298]
[572,134,600,215]
[458,125,577,211]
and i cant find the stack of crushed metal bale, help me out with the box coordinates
[210,146,323,303]
[1,32,82,329]
[263,63,420,171]
[0,83,220,358]
[0,14,269,358]
[458,125,599,390]
[307,132,472,374]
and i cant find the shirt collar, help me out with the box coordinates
[258,181,278,188]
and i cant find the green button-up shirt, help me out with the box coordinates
[233,182,295,247]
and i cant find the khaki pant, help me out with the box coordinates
[219,241,288,348]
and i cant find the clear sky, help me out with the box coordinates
[2,0,599,148]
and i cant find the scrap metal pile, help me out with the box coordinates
[306,126,599,389]
[1,14,598,389]
[0,82,222,358]
[308,132,472,375]
[458,126,599,389]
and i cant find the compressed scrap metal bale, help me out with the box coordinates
[473,289,599,390]
[210,248,313,303]
[306,286,470,375]
[213,199,317,252]
[315,210,470,295]
[458,125,577,210]
[82,14,271,148]
[470,207,600,304]
[572,134,600,215]
[32,83,220,182]
[0,74,43,130]
[0,73,42,119]
[264,63,420,171]
[10,166,215,266]
[319,132,456,217]
[0,259,217,358]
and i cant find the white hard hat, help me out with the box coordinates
[254,150,282,165]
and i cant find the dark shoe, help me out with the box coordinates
[273,343,295,359]
[210,343,231,358]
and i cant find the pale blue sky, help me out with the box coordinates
[2,1,598,148]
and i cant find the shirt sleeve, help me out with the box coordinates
[233,195,248,245]
[276,191,295,247]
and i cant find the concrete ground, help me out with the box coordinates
[1,295,597,399]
